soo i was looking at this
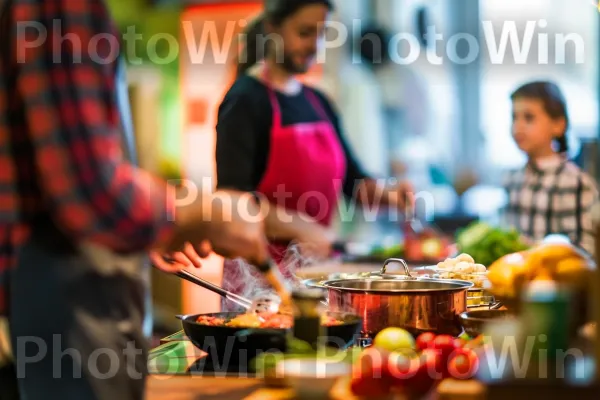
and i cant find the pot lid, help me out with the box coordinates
[321,278,473,293]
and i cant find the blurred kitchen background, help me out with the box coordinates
[105,0,600,339]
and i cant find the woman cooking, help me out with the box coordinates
[215,0,414,303]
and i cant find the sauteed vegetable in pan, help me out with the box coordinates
[196,313,344,329]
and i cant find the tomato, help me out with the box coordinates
[415,332,436,351]
[432,334,459,362]
[351,347,392,380]
[351,347,393,397]
[421,348,447,379]
[387,351,417,382]
[396,349,441,396]
[453,337,467,349]
[448,348,480,380]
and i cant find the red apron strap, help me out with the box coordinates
[303,87,330,122]
[265,89,282,129]
[261,64,283,129]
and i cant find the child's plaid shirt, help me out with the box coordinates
[503,157,599,256]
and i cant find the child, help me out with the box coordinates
[503,81,599,255]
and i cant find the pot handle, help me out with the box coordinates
[489,301,504,310]
[381,258,416,279]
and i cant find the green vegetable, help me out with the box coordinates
[287,337,314,354]
[456,221,530,266]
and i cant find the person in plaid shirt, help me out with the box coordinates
[503,81,599,256]
[0,1,272,399]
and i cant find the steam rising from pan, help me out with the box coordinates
[219,242,358,315]
[220,243,314,311]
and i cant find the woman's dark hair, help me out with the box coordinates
[510,81,570,153]
[237,0,333,76]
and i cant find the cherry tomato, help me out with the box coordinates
[448,348,480,380]
[432,334,459,361]
[387,351,416,382]
[351,347,394,397]
[396,349,441,396]
[416,332,437,351]
[351,347,392,380]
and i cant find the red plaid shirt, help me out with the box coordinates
[0,0,175,316]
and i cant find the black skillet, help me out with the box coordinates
[177,311,362,365]
[165,268,362,364]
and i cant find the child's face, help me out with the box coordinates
[511,98,565,156]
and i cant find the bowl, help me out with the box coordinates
[275,358,351,399]
[459,309,514,337]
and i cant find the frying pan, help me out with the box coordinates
[177,311,362,364]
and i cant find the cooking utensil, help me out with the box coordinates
[175,270,252,310]
[159,252,284,314]
[459,309,514,337]
[322,259,473,338]
[176,269,286,315]
[178,311,363,363]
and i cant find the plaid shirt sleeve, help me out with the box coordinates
[12,0,175,252]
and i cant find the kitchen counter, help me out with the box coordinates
[147,330,599,399]
[147,338,598,400]
[146,375,488,399]
[147,339,369,399]
[146,375,366,400]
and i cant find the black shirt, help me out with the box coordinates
[215,75,369,199]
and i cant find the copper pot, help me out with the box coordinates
[322,263,473,338]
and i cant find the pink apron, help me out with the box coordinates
[221,71,347,307]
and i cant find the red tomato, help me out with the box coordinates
[432,334,459,362]
[416,332,436,351]
[387,351,417,383]
[351,347,393,397]
[397,349,441,396]
[453,338,467,349]
[420,348,447,379]
[351,347,392,380]
[448,348,480,380]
